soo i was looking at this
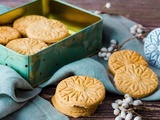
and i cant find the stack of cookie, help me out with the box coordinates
[108,49,158,98]
[52,76,106,118]
[0,15,69,55]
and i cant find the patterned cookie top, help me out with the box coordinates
[114,64,158,98]
[6,38,48,55]
[144,28,160,68]
[0,26,21,45]
[55,76,105,108]
[26,19,68,43]
[108,49,148,75]
[13,15,47,37]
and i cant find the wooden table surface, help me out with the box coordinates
[1,0,160,120]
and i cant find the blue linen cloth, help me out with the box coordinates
[0,4,160,120]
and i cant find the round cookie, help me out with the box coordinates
[13,15,47,37]
[144,28,160,68]
[56,76,105,108]
[0,26,21,45]
[52,96,98,118]
[52,76,105,118]
[26,19,68,43]
[54,76,105,108]
[114,64,158,98]
[6,38,48,55]
[108,49,148,75]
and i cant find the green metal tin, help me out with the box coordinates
[0,0,103,86]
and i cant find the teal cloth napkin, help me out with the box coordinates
[1,4,160,120]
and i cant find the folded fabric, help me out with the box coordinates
[0,4,160,120]
[2,96,69,120]
[0,65,68,120]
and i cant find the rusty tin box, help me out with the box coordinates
[0,0,103,86]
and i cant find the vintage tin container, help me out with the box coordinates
[0,0,103,86]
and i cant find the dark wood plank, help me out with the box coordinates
[0,0,32,7]
[1,0,160,120]
[41,85,160,120]
[63,0,160,30]
[1,0,160,29]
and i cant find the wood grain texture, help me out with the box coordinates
[41,86,160,120]
[1,0,160,29]
[1,0,160,120]
[63,0,160,30]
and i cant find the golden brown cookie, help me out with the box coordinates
[6,38,48,55]
[26,19,68,43]
[52,96,98,118]
[114,64,158,98]
[55,76,105,108]
[13,15,47,37]
[108,49,148,75]
[0,26,21,45]
[52,76,105,118]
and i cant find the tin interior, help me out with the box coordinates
[0,0,101,34]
